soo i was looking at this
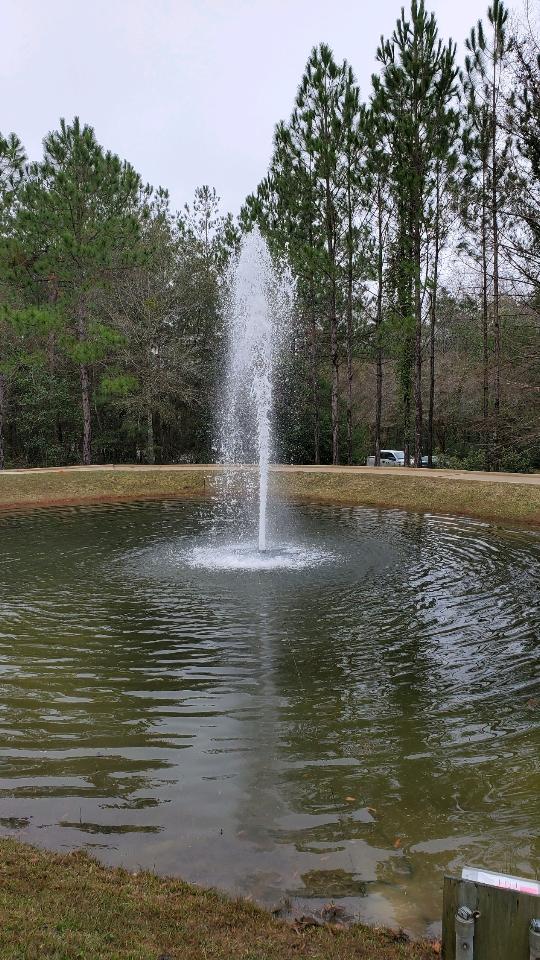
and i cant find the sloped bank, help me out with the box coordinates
[0,838,437,960]
[0,464,540,526]
[269,465,540,525]
[0,463,538,525]
[0,464,207,509]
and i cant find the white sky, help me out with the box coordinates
[4,0,499,215]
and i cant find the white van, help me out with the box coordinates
[366,449,406,466]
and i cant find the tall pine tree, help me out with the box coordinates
[464,1,510,467]
[373,1,458,465]
[12,118,142,464]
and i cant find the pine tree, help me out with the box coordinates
[105,193,195,464]
[247,44,364,465]
[427,91,459,465]
[363,106,391,466]
[245,117,327,463]
[506,18,540,291]
[341,67,365,464]
[464,0,510,468]
[374,1,458,466]
[11,118,142,464]
[182,184,239,275]
[0,131,26,470]
[461,84,493,464]
[295,45,349,464]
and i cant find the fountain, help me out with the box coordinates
[218,227,282,553]
[190,227,330,571]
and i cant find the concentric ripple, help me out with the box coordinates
[0,499,538,938]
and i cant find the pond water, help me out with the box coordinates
[0,499,538,937]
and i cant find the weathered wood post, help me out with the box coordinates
[443,875,540,959]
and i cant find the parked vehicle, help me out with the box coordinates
[366,450,441,467]
[366,449,406,466]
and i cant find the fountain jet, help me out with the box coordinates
[219,228,281,552]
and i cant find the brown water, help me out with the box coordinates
[0,499,538,937]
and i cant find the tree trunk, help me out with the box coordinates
[403,403,410,468]
[346,175,354,465]
[47,275,62,457]
[491,67,501,471]
[77,306,92,466]
[330,297,339,465]
[146,406,155,465]
[481,159,491,470]
[428,169,440,468]
[309,296,320,464]
[306,159,320,465]
[325,175,339,465]
[397,221,413,467]
[427,294,435,468]
[413,279,423,468]
[375,177,384,467]
[80,364,92,465]
[0,373,6,470]
[413,161,423,468]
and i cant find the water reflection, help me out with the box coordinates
[0,500,538,936]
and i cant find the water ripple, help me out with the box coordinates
[0,499,538,937]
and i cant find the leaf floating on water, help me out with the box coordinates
[367,806,378,817]
[393,837,402,849]
[345,796,355,802]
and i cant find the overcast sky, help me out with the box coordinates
[5,0,500,215]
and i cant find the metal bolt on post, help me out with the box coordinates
[530,919,540,960]
[455,905,475,955]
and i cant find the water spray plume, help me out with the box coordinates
[219,227,283,552]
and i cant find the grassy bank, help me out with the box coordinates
[0,464,539,525]
[0,466,207,510]
[271,466,540,525]
[0,838,437,960]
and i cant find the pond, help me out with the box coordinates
[0,499,538,937]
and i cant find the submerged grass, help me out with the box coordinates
[0,838,437,960]
[0,464,538,525]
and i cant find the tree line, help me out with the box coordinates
[1,0,539,472]
[0,121,238,468]
[246,0,540,471]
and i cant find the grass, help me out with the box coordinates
[0,464,538,525]
[0,467,206,510]
[0,838,438,960]
[270,468,540,525]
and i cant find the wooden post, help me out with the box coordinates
[443,876,540,960]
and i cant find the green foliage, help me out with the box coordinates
[0,115,237,468]
[439,448,533,473]
[0,6,539,473]
[245,43,368,464]
[99,373,138,398]
[372,0,459,462]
